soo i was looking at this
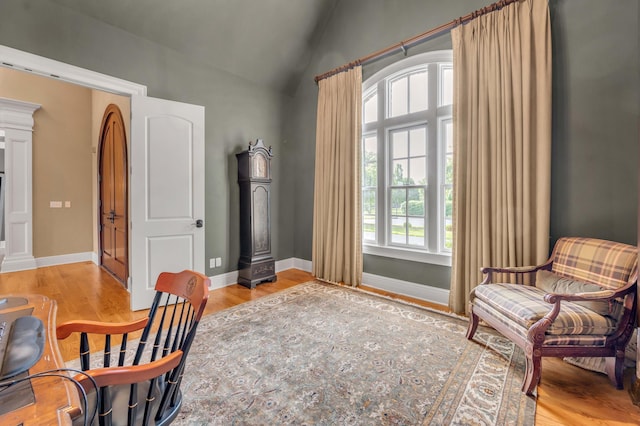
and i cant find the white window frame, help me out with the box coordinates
[362,51,453,266]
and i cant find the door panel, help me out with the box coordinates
[147,116,193,219]
[99,106,128,284]
[130,95,205,311]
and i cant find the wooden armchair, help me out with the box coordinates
[57,270,210,425]
[467,237,637,396]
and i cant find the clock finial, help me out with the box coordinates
[248,138,273,156]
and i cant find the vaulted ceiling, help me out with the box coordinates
[50,0,338,95]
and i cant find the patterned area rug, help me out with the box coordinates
[173,280,535,425]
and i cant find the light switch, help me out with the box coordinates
[50,201,62,208]
[64,201,71,208]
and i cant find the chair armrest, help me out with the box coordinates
[543,289,616,304]
[73,350,183,392]
[543,281,635,305]
[57,318,149,340]
[480,260,553,285]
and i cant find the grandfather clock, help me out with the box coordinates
[236,139,277,288]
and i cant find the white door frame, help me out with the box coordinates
[0,44,146,277]
[0,45,146,97]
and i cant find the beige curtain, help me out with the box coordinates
[449,0,552,314]
[312,66,363,286]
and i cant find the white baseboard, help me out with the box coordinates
[207,257,312,290]
[0,251,97,272]
[208,269,240,290]
[35,252,97,268]
[362,272,450,306]
[1,255,37,273]
[288,258,312,272]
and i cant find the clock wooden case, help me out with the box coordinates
[236,139,277,288]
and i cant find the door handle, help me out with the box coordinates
[108,210,116,223]
[193,219,204,228]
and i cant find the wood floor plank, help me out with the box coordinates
[1,263,639,424]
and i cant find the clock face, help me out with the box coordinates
[253,154,267,178]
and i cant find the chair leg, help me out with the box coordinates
[605,349,626,390]
[522,350,541,396]
[466,310,479,340]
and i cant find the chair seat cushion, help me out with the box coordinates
[473,283,617,336]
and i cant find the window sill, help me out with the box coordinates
[363,244,451,267]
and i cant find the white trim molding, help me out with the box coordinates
[0,97,41,273]
[36,252,97,268]
[0,44,147,96]
[207,257,313,290]
[362,272,450,306]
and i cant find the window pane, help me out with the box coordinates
[392,159,408,185]
[391,130,408,159]
[407,217,425,246]
[409,158,426,184]
[364,92,378,124]
[364,162,377,187]
[409,127,426,156]
[407,188,424,216]
[364,135,377,156]
[390,76,408,117]
[444,120,453,153]
[363,189,376,241]
[409,71,428,113]
[391,186,407,244]
[390,188,406,215]
[441,66,453,106]
[442,120,453,185]
[391,216,407,244]
[444,186,453,250]
[363,135,377,187]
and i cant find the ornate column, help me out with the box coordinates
[0,97,41,272]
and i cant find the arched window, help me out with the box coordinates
[362,50,452,265]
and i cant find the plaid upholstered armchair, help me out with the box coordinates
[466,237,638,396]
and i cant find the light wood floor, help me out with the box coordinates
[1,262,639,425]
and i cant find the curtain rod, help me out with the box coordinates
[314,0,521,83]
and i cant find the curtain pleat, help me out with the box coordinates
[450,0,552,314]
[312,66,363,286]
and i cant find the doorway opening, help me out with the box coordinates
[98,105,128,286]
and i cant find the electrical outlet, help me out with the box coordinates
[215,257,222,267]
[64,201,71,208]
[209,258,215,268]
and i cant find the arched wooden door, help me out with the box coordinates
[99,104,128,286]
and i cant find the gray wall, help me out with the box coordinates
[0,0,295,276]
[285,0,639,290]
[549,1,638,246]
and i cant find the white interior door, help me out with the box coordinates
[130,95,205,310]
